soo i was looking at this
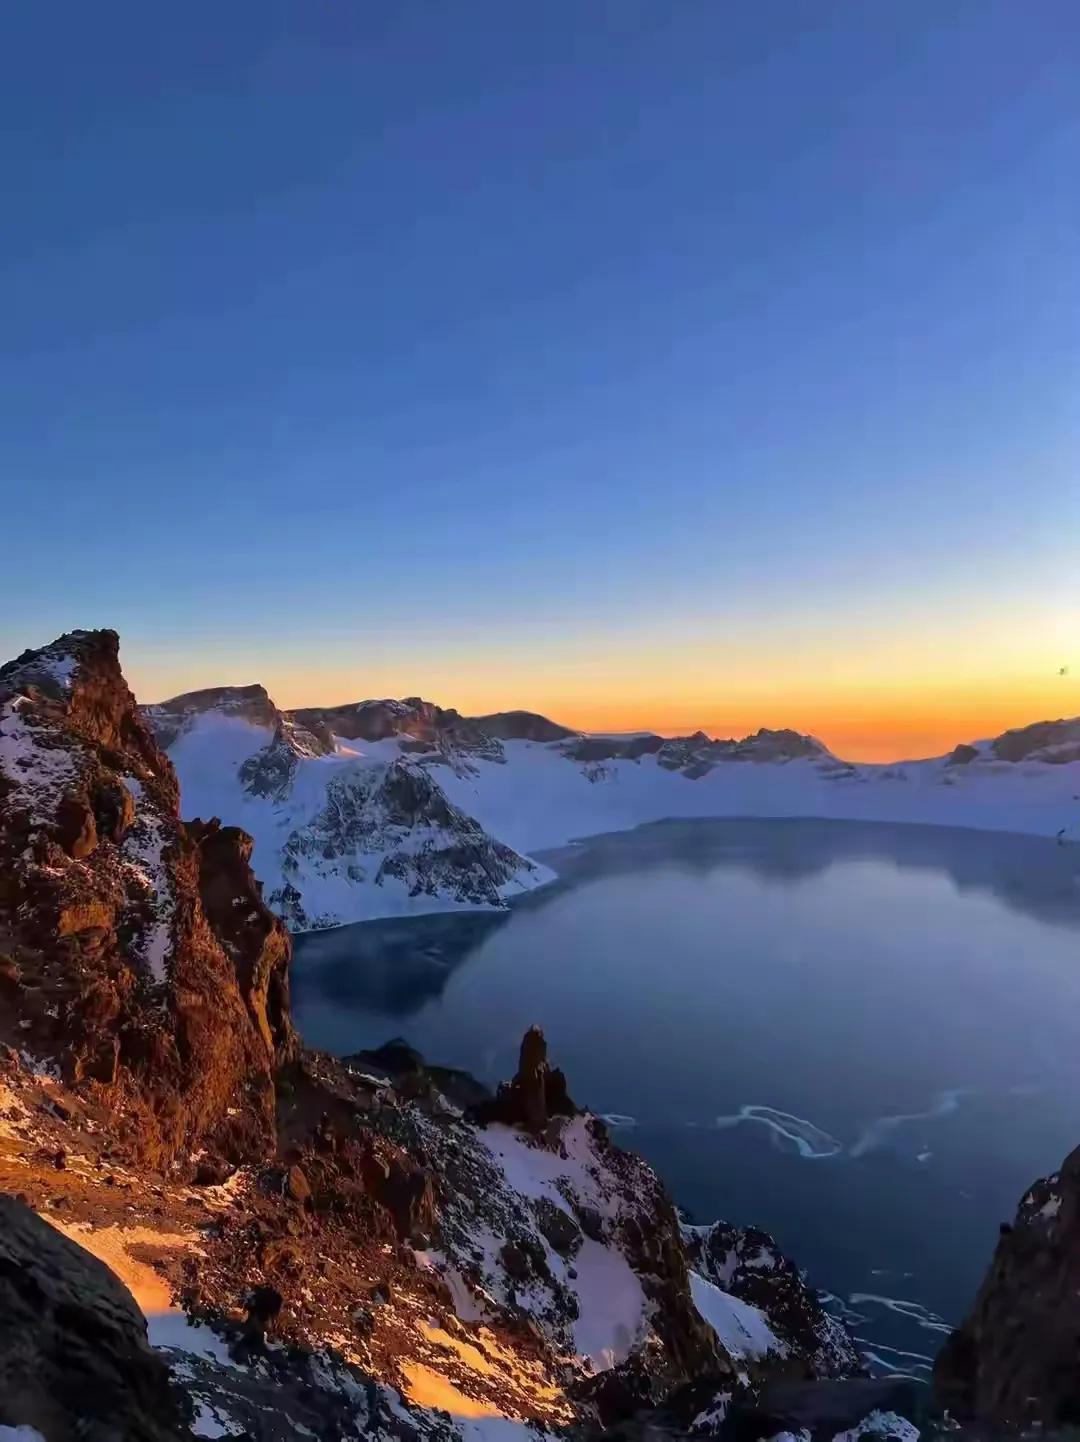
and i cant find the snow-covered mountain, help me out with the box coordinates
[144,681,1080,931]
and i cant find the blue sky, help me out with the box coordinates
[2,1,1078,754]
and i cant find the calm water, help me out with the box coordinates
[293,819,1080,1376]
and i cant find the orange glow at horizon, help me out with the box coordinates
[547,700,1072,763]
[123,598,1080,767]
[131,659,1080,764]
[545,676,1080,762]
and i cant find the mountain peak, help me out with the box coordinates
[0,627,117,698]
[0,627,292,1165]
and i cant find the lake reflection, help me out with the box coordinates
[293,819,1080,1373]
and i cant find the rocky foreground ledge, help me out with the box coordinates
[0,629,1075,1440]
[0,1018,892,1442]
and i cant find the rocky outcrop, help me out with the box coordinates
[294,696,455,744]
[991,717,1080,765]
[684,1220,862,1379]
[0,629,293,1167]
[0,1194,189,1441]
[471,709,577,743]
[269,757,538,930]
[933,1143,1080,1427]
[0,926,866,1442]
[239,714,337,800]
[143,682,281,749]
[658,728,830,778]
[472,1024,576,1131]
[562,733,666,763]
[294,697,514,772]
[187,817,295,1064]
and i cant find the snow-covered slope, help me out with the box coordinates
[146,686,1080,931]
[143,695,548,931]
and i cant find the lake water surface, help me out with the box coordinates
[293,818,1080,1377]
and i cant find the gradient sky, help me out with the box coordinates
[2,2,1078,760]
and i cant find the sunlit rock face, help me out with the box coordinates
[0,629,293,1168]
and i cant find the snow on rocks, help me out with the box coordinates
[150,679,1080,930]
[120,806,176,982]
[683,1219,862,1378]
[403,1109,652,1376]
[689,1272,786,1367]
[0,698,82,826]
[831,1411,920,1442]
[152,704,546,931]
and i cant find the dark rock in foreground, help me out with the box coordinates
[934,1142,1080,1428]
[0,1194,189,1441]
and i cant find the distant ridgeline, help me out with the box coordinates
[139,669,1080,931]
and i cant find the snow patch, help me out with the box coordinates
[570,1235,646,1369]
[0,701,80,823]
[832,1411,920,1442]
[191,1400,246,1437]
[120,809,175,982]
[689,1271,787,1362]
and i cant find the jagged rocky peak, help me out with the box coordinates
[290,698,577,772]
[0,627,293,1167]
[472,1023,577,1131]
[1,628,177,805]
[740,726,831,761]
[933,1141,1080,1428]
[990,716,1080,765]
[657,725,831,777]
[238,712,337,802]
[0,1016,879,1439]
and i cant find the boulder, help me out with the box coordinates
[0,1194,189,1441]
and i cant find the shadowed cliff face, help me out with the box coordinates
[0,628,294,1168]
[934,1142,1080,1428]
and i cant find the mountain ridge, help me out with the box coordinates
[7,632,1080,935]
[141,668,1080,932]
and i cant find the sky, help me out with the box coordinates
[2,1,1077,761]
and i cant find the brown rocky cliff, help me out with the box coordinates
[0,628,293,1168]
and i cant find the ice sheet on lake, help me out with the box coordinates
[712,1088,974,1161]
[849,1090,966,1157]
[711,1106,843,1159]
